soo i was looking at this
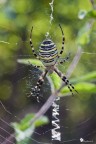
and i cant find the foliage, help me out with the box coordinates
[11,114,49,144]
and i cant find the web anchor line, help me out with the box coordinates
[49,0,54,24]
[45,0,54,39]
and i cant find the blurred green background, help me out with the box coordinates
[0,0,96,144]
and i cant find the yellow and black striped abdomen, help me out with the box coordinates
[39,39,58,66]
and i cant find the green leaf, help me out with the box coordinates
[71,71,96,83]
[78,9,96,20]
[75,82,96,93]
[49,72,62,89]
[17,58,44,67]
[61,82,96,95]
[12,121,35,144]
[34,116,49,127]
[11,113,49,144]
[87,9,96,18]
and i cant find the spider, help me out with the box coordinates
[29,24,77,101]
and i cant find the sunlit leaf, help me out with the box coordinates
[34,116,49,127]
[71,71,96,83]
[75,82,96,93]
[49,72,62,89]
[61,82,96,95]
[11,113,49,144]
[17,58,44,67]
[88,9,96,18]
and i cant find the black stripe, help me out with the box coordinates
[40,44,55,50]
[63,37,65,41]
[39,49,57,55]
[42,40,52,44]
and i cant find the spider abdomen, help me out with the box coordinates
[39,39,58,66]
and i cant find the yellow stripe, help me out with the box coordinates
[39,48,57,53]
[41,43,54,46]
[40,53,58,60]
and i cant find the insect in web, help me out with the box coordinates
[29,24,78,100]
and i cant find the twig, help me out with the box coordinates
[90,0,96,9]
[66,47,82,78]
[30,47,82,125]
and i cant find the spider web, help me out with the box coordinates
[0,0,96,144]
[0,37,96,144]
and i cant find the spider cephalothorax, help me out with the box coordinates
[29,24,77,101]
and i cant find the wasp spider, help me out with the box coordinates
[29,24,77,100]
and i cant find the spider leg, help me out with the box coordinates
[31,69,48,102]
[59,53,70,64]
[54,67,78,96]
[30,26,39,59]
[58,24,65,58]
